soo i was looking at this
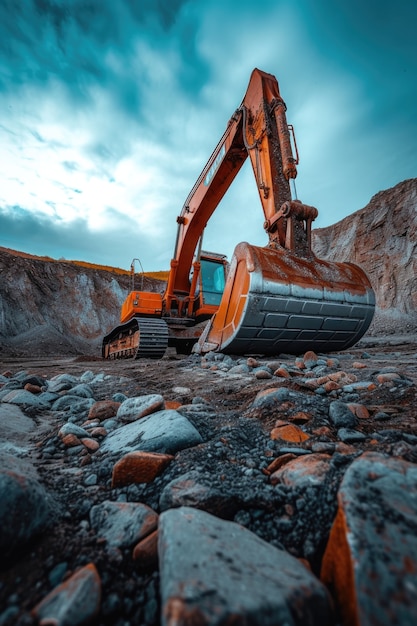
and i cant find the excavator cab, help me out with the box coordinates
[196,252,228,311]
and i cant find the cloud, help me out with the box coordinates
[0,0,416,271]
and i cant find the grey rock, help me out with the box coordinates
[337,428,367,443]
[329,400,357,428]
[250,387,290,408]
[100,409,203,457]
[90,500,158,550]
[0,455,52,558]
[68,383,95,398]
[0,389,50,409]
[322,452,417,626]
[52,395,94,412]
[116,394,164,422]
[59,422,91,438]
[159,507,333,626]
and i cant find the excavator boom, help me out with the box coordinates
[102,69,375,359]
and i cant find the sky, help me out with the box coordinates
[1,0,416,271]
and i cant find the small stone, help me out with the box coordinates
[303,350,319,368]
[172,386,191,395]
[376,372,402,384]
[61,433,82,448]
[84,474,98,486]
[251,387,289,409]
[329,400,357,429]
[112,451,174,488]
[88,400,120,421]
[337,428,367,443]
[80,438,100,452]
[24,383,42,394]
[270,424,310,443]
[59,422,91,438]
[352,361,367,369]
[288,411,311,424]
[89,426,108,438]
[265,453,297,475]
[347,403,370,419]
[270,453,332,487]
[274,367,291,378]
[132,529,159,569]
[90,501,158,550]
[31,563,101,626]
[254,368,272,379]
[323,381,340,393]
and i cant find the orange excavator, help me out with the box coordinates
[102,69,375,359]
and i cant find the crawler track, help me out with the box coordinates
[102,317,168,359]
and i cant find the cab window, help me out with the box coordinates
[200,260,226,305]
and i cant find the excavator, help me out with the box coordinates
[102,69,375,360]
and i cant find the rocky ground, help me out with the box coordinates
[1,333,417,626]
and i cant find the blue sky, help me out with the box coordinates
[1,0,416,270]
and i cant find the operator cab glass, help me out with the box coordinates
[200,259,226,305]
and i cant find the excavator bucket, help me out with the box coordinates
[196,241,375,355]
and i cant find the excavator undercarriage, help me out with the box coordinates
[103,69,375,360]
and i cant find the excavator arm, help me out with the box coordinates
[166,69,298,302]
[102,68,375,359]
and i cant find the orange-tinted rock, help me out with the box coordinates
[312,426,333,437]
[81,419,100,428]
[265,453,297,475]
[323,381,340,393]
[347,403,370,419]
[376,372,401,384]
[24,383,42,394]
[321,452,417,626]
[32,563,101,626]
[270,424,310,443]
[274,367,291,378]
[81,438,100,452]
[270,454,332,487]
[288,411,311,424]
[132,528,159,569]
[352,361,367,369]
[61,433,82,447]
[112,451,174,488]
[89,427,108,438]
[165,400,182,410]
[87,400,120,421]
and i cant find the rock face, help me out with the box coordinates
[0,248,165,355]
[312,178,417,324]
